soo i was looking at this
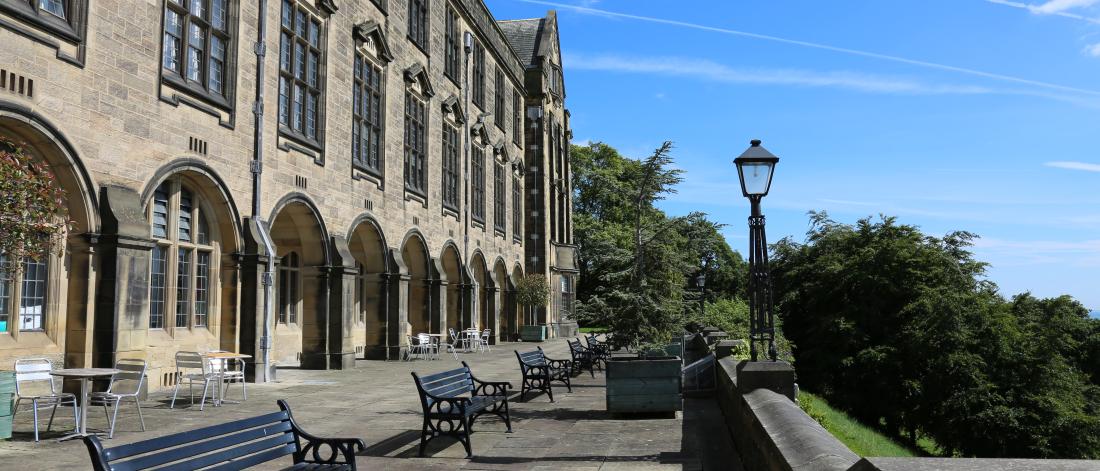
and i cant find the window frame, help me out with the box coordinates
[278,251,301,325]
[443,6,460,85]
[441,122,461,212]
[277,0,327,151]
[471,144,486,224]
[406,0,428,54]
[404,89,428,197]
[494,67,506,131]
[493,159,506,235]
[160,0,236,110]
[512,173,522,241]
[147,177,219,332]
[472,39,485,109]
[0,255,50,334]
[512,90,521,146]
[352,52,384,178]
[0,0,87,44]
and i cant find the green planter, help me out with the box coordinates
[521,325,547,342]
[0,371,14,440]
[606,356,682,413]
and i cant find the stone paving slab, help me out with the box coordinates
[0,341,740,470]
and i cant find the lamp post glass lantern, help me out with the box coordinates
[733,139,779,361]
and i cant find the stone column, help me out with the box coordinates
[92,186,155,369]
[487,286,500,344]
[385,248,410,360]
[239,217,274,383]
[429,257,446,334]
[323,236,357,369]
[64,233,98,369]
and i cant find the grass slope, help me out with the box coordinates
[798,391,919,457]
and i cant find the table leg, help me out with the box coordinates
[57,378,89,442]
[79,378,88,435]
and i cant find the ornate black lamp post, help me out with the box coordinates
[694,271,706,319]
[733,139,779,361]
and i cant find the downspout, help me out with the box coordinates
[250,0,274,382]
[462,31,473,331]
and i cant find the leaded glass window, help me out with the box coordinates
[353,54,383,176]
[407,0,428,52]
[512,175,521,240]
[148,178,218,330]
[494,68,505,131]
[279,252,300,324]
[404,90,427,195]
[512,91,522,146]
[19,257,47,332]
[494,161,505,233]
[472,145,485,223]
[472,40,485,108]
[162,0,232,104]
[278,0,325,147]
[442,123,460,211]
[444,7,460,82]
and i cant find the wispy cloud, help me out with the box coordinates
[524,0,1100,97]
[564,53,1100,107]
[1045,161,1100,171]
[986,0,1100,24]
[1032,0,1100,14]
[1086,43,1100,56]
[971,237,1100,266]
[565,53,1000,95]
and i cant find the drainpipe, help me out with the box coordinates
[250,0,274,382]
[462,31,472,331]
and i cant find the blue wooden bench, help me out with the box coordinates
[515,347,572,402]
[82,399,365,470]
[585,333,612,367]
[411,361,512,457]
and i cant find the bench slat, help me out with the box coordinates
[151,431,297,471]
[427,383,472,398]
[202,442,300,471]
[108,420,295,471]
[421,376,470,392]
[417,368,469,384]
[103,411,291,460]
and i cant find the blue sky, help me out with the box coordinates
[487,0,1100,310]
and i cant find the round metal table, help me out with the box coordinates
[50,368,120,441]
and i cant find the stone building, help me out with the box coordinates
[0,0,574,388]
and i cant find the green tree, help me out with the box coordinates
[772,211,1100,459]
[0,138,69,272]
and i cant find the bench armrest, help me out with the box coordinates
[472,378,512,397]
[424,394,471,415]
[297,434,366,467]
[545,358,573,371]
[278,400,366,468]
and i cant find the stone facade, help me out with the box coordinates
[0,0,572,390]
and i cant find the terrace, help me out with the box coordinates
[1,341,739,470]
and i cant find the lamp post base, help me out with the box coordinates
[736,360,796,401]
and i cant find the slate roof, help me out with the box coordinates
[497,18,543,68]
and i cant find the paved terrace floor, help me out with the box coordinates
[0,341,741,470]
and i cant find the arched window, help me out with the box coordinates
[148,179,218,330]
[278,251,300,324]
[0,255,49,333]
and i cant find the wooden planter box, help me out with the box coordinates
[606,356,682,413]
[521,325,547,342]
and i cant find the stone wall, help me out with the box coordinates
[714,356,1100,470]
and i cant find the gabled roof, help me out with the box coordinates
[441,95,465,124]
[497,18,543,68]
[404,63,435,98]
[354,21,394,63]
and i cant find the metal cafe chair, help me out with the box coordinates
[443,329,463,360]
[89,358,147,438]
[479,329,492,352]
[169,351,217,411]
[417,333,438,360]
[207,350,247,402]
[13,358,79,442]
